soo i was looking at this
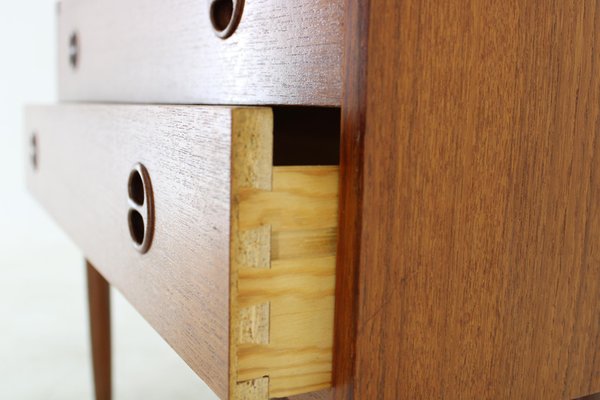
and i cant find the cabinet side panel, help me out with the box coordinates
[339,1,600,398]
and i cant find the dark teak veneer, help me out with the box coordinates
[334,1,600,399]
[86,261,111,400]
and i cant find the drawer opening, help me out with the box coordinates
[272,107,340,167]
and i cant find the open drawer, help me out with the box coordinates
[25,105,338,399]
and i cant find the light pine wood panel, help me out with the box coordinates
[57,0,342,106]
[336,0,600,399]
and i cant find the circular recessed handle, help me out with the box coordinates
[127,163,154,254]
[68,32,79,69]
[30,132,38,170]
[209,0,244,39]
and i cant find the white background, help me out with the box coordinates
[0,1,218,398]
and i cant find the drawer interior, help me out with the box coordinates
[231,107,339,399]
[272,107,340,166]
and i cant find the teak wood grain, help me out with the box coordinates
[86,261,111,400]
[27,105,234,398]
[25,105,338,400]
[57,0,342,106]
[335,1,600,399]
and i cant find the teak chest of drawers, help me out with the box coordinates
[30,0,342,398]
[26,1,600,400]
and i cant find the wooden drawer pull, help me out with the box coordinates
[68,32,79,69]
[209,0,244,39]
[30,132,38,170]
[127,163,154,254]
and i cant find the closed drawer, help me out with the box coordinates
[57,0,343,106]
[25,105,338,399]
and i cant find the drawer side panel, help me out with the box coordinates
[24,105,265,400]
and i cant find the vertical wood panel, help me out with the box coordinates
[87,261,112,400]
[337,1,600,398]
[332,0,370,398]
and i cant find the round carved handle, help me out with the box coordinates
[30,132,38,170]
[68,32,79,69]
[209,0,244,39]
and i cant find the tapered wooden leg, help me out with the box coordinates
[86,260,112,400]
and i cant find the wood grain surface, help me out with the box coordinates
[335,0,600,399]
[332,0,369,398]
[577,393,600,400]
[26,105,241,399]
[289,389,332,400]
[57,0,342,106]
[234,167,338,398]
[87,261,112,400]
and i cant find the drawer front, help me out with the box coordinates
[25,105,337,399]
[57,0,343,106]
